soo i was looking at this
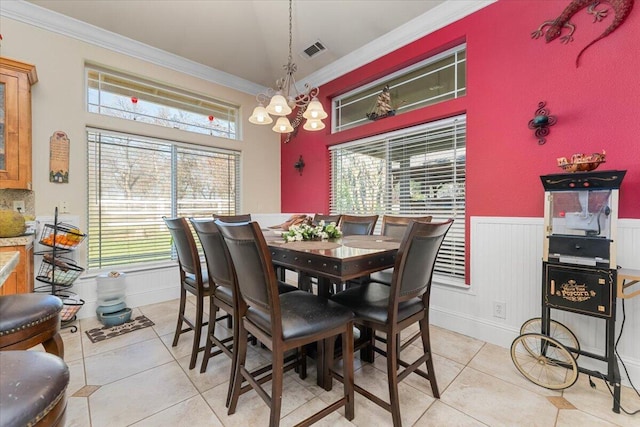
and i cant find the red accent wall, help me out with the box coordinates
[281,0,640,277]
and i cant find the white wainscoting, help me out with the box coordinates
[429,217,640,388]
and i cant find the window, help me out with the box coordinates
[87,129,240,269]
[333,45,466,132]
[330,116,466,284]
[86,66,240,140]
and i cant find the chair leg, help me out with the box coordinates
[189,295,205,370]
[43,332,64,359]
[226,307,241,408]
[200,298,216,373]
[419,318,439,398]
[269,348,285,427]
[342,326,355,421]
[173,287,187,347]
[227,322,248,414]
[386,331,402,427]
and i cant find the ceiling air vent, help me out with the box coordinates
[301,40,326,59]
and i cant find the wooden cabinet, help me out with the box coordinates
[0,57,38,190]
[0,241,34,295]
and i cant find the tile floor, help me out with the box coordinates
[58,297,640,427]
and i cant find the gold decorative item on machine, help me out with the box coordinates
[557,150,606,172]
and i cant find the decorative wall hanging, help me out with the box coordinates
[49,131,70,183]
[531,0,635,67]
[294,155,305,175]
[528,101,557,145]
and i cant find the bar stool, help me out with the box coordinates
[0,350,69,427]
[0,293,64,358]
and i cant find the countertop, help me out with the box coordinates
[0,234,35,247]
[0,251,20,287]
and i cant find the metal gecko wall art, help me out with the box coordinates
[531,0,635,67]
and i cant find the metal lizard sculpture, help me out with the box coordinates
[531,0,635,67]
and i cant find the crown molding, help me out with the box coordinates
[2,0,495,95]
[1,0,267,95]
[298,0,496,89]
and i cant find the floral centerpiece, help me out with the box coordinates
[282,220,342,242]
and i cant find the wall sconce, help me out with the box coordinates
[528,101,557,145]
[294,155,305,175]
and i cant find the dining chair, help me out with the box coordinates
[190,219,298,378]
[339,214,379,236]
[217,220,355,427]
[330,219,453,427]
[162,216,212,370]
[368,215,433,286]
[213,214,252,223]
[311,213,341,226]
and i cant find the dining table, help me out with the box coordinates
[262,229,401,387]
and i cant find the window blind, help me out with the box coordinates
[330,116,466,283]
[87,129,240,269]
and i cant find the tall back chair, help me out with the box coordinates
[339,214,379,236]
[380,215,433,239]
[312,213,342,226]
[330,219,453,427]
[190,218,236,375]
[217,221,355,427]
[369,215,433,285]
[213,214,252,223]
[162,216,211,370]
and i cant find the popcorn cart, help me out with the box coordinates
[510,170,637,414]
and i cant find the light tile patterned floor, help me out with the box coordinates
[58,298,639,426]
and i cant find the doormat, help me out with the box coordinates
[85,315,154,343]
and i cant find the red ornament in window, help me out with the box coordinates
[131,97,138,104]
[208,115,214,121]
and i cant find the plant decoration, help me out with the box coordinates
[282,220,342,242]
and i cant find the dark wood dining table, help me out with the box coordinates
[262,230,400,298]
[262,229,401,388]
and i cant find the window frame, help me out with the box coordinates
[332,44,466,133]
[85,64,241,140]
[86,128,241,270]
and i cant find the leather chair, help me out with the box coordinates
[339,214,379,236]
[0,350,69,427]
[217,221,355,427]
[311,213,341,226]
[213,214,252,223]
[0,293,64,358]
[190,219,297,372]
[163,216,213,370]
[368,215,433,286]
[330,219,453,427]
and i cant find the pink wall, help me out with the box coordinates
[281,0,640,278]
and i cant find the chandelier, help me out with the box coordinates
[248,0,327,143]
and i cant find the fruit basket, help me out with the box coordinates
[39,223,86,249]
[55,290,85,322]
[35,254,85,287]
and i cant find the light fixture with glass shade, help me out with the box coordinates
[248,0,327,143]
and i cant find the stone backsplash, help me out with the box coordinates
[0,189,35,217]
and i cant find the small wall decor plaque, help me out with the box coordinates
[49,131,70,183]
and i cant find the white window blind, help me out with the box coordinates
[87,129,240,269]
[330,116,466,283]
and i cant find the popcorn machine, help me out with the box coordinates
[511,170,627,413]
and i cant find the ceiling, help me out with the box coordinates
[17,1,490,93]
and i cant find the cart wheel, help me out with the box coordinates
[511,333,578,390]
[520,317,580,358]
